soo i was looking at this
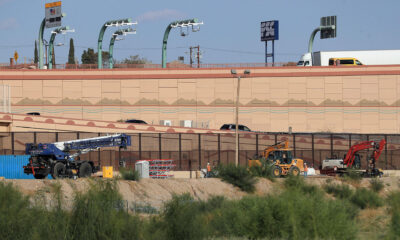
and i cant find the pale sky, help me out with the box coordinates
[0,0,399,64]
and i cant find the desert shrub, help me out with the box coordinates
[369,178,385,193]
[68,180,142,240]
[248,158,275,181]
[0,182,35,240]
[210,190,358,240]
[161,194,209,240]
[0,180,365,240]
[350,188,382,209]
[119,167,140,181]
[284,175,319,195]
[324,184,354,199]
[387,191,400,238]
[342,169,362,184]
[215,164,257,193]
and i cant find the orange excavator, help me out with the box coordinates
[320,139,386,177]
[248,141,305,177]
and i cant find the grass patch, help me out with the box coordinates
[215,164,257,193]
[324,183,382,209]
[342,169,363,184]
[370,178,385,193]
[350,188,383,209]
[0,175,394,239]
[387,191,400,238]
[284,175,319,195]
[160,194,209,240]
[324,183,353,199]
[209,188,358,239]
[119,167,140,181]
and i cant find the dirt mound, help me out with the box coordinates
[3,176,400,209]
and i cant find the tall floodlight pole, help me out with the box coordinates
[161,18,203,68]
[48,26,75,69]
[308,16,337,64]
[308,26,335,53]
[231,69,251,166]
[109,27,136,69]
[39,5,66,70]
[38,18,46,69]
[97,18,135,69]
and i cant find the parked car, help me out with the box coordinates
[125,119,147,124]
[26,112,40,116]
[220,124,251,132]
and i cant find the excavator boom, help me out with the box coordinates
[343,139,386,168]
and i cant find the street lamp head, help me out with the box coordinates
[244,70,251,75]
[231,69,237,75]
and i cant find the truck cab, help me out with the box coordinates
[297,53,312,67]
[329,58,363,66]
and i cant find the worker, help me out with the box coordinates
[282,153,287,164]
[304,163,308,178]
[207,162,211,178]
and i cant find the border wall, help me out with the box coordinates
[2,132,400,171]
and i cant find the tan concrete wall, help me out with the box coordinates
[1,66,400,133]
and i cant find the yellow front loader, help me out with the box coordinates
[248,141,305,177]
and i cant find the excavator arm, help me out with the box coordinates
[343,139,386,168]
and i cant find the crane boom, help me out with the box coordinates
[24,133,131,179]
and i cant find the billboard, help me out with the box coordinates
[45,1,62,28]
[261,20,279,41]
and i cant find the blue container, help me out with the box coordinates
[0,155,53,179]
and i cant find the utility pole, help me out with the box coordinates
[189,46,193,67]
[197,45,200,68]
[189,45,200,68]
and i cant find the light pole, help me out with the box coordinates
[231,69,251,166]
[109,27,136,69]
[43,39,49,67]
[97,18,136,69]
[48,26,75,69]
[161,18,203,68]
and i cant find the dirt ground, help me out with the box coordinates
[3,175,400,209]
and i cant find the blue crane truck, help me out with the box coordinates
[23,134,131,179]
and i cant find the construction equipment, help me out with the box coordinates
[249,141,305,177]
[23,134,131,179]
[320,139,386,177]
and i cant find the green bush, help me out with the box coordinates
[215,164,257,193]
[342,169,362,183]
[0,182,35,240]
[119,167,140,181]
[387,192,400,238]
[210,189,358,239]
[369,178,385,193]
[161,194,209,240]
[324,184,354,199]
[350,188,382,209]
[324,184,382,209]
[68,180,143,240]
[248,158,275,181]
[284,175,319,195]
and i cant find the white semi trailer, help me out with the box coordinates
[297,50,400,66]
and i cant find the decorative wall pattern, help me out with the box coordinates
[2,67,400,133]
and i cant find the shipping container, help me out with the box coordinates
[0,155,51,179]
